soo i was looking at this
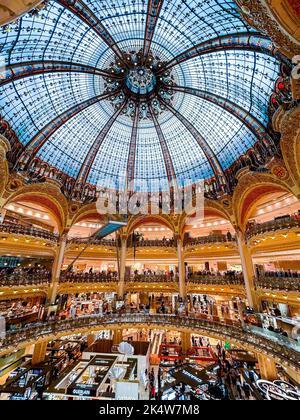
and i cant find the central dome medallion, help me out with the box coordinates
[125,67,157,96]
[104,51,175,120]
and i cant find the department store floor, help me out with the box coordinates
[0,326,299,401]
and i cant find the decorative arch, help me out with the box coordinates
[233,171,295,230]
[0,0,44,26]
[70,203,104,227]
[127,214,176,235]
[4,183,69,234]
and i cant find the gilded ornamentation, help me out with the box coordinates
[237,0,300,57]
[280,106,300,186]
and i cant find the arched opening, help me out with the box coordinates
[4,194,61,234]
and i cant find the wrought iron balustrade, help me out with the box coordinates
[0,271,51,287]
[134,239,176,248]
[247,217,300,240]
[126,274,178,283]
[60,272,118,284]
[0,223,58,242]
[67,237,116,247]
[188,274,244,286]
[256,274,300,292]
[185,235,237,247]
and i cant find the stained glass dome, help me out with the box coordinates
[0,0,283,195]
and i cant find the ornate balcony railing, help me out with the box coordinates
[126,274,178,283]
[188,274,244,286]
[256,274,300,292]
[185,235,236,247]
[60,272,118,284]
[134,239,176,248]
[0,271,51,287]
[247,217,300,240]
[0,314,299,371]
[67,238,116,247]
[0,223,58,242]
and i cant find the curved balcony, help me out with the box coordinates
[67,237,116,247]
[185,235,236,247]
[126,274,178,283]
[256,273,300,293]
[60,272,118,284]
[0,314,299,371]
[0,223,58,243]
[134,239,176,248]
[188,273,244,286]
[0,270,51,287]
[247,217,300,240]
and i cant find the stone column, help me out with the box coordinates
[32,341,48,365]
[236,230,259,311]
[47,233,68,307]
[177,238,186,299]
[257,354,278,381]
[117,236,127,299]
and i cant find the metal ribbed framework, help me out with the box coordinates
[126,104,140,191]
[172,86,275,147]
[17,91,117,167]
[0,61,121,87]
[149,105,177,186]
[75,100,128,187]
[160,98,229,191]
[143,0,164,57]
[158,32,281,73]
[57,0,126,64]
[0,0,284,193]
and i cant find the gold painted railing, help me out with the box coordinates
[247,217,300,240]
[256,275,300,292]
[0,223,58,242]
[0,314,299,371]
[0,271,51,287]
[185,235,236,247]
[126,274,178,283]
[188,274,244,286]
[60,272,118,283]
